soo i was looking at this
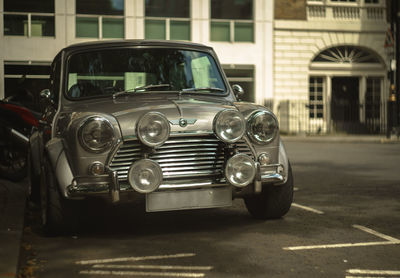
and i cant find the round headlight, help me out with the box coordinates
[79,117,115,153]
[137,112,170,147]
[214,109,245,143]
[247,111,278,144]
[225,154,256,187]
[128,159,163,193]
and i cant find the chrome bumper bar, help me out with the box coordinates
[66,163,285,202]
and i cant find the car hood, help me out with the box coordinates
[63,94,236,138]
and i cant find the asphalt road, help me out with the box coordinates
[18,141,400,278]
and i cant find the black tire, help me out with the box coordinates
[244,163,294,220]
[40,156,78,236]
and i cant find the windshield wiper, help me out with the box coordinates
[112,84,173,99]
[180,87,225,94]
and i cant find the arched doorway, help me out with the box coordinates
[310,46,386,134]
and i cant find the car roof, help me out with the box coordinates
[61,40,213,54]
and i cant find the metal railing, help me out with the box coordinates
[307,2,386,21]
[276,99,386,134]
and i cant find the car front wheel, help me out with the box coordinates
[244,163,294,220]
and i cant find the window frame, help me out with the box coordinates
[144,17,191,41]
[144,0,191,41]
[75,0,125,39]
[75,14,125,39]
[209,0,255,43]
[3,11,55,37]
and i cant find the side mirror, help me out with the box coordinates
[232,84,244,100]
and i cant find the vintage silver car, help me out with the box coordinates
[29,40,293,233]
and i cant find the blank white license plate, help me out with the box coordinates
[146,187,232,212]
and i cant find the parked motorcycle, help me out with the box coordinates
[0,98,40,181]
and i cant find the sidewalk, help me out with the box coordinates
[281,134,400,144]
[0,178,27,278]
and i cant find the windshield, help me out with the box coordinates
[66,48,227,99]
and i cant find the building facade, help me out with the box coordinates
[0,0,273,109]
[274,0,389,134]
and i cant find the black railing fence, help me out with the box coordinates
[275,99,386,135]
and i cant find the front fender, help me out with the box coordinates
[45,138,73,198]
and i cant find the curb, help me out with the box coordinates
[281,136,400,144]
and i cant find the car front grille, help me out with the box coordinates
[108,135,253,187]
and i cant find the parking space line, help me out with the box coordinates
[80,270,205,277]
[353,225,400,242]
[92,265,213,271]
[292,203,324,214]
[347,269,400,276]
[76,253,196,265]
[345,276,387,278]
[283,225,400,251]
[283,241,399,250]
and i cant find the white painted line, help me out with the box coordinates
[80,270,205,277]
[353,225,400,242]
[283,240,400,251]
[345,276,387,278]
[291,203,324,214]
[347,269,400,275]
[76,253,196,265]
[293,187,299,191]
[92,264,213,271]
[283,225,400,251]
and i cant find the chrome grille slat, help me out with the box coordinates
[150,152,222,159]
[155,156,224,163]
[108,135,253,184]
[150,147,221,154]
[156,143,219,150]
[163,138,219,144]
[158,161,224,167]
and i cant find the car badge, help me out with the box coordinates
[169,118,197,127]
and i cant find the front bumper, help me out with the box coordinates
[66,163,286,203]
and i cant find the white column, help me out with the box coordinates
[257,0,273,105]
[134,0,145,39]
[326,75,332,132]
[65,0,76,46]
[125,0,135,39]
[192,0,209,43]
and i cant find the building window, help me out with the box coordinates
[330,0,356,2]
[3,0,55,37]
[210,0,253,42]
[364,0,379,4]
[4,62,51,111]
[223,65,254,102]
[76,0,124,39]
[309,77,324,119]
[145,0,191,41]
